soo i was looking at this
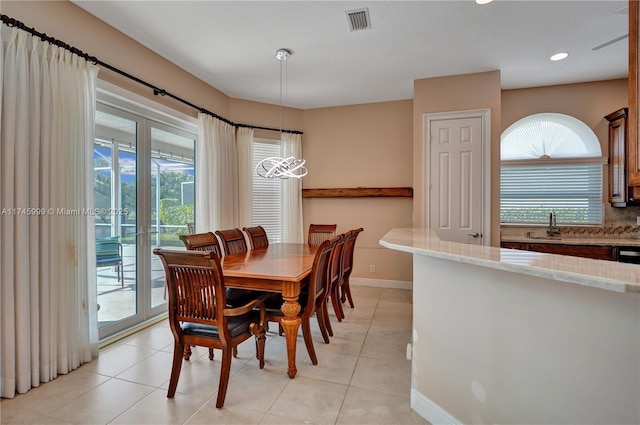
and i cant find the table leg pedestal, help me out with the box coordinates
[281,284,302,379]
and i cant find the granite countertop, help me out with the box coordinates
[380,227,640,293]
[500,235,640,246]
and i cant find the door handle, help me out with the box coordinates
[467,232,480,238]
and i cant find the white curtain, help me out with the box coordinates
[0,26,99,398]
[196,113,239,231]
[237,127,254,227]
[281,132,304,243]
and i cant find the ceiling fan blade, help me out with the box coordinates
[592,34,629,51]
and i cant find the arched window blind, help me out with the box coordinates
[500,113,605,225]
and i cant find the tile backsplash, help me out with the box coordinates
[501,204,640,240]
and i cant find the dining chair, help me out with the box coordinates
[186,222,195,234]
[215,228,249,255]
[153,248,266,408]
[242,226,269,250]
[340,228,364,311]
[308,224,337,247]
[179,232,222,257]
[263,236,338,365]
[96,236,124,286]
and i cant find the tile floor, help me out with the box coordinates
[1,285,429,425]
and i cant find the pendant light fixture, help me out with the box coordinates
[256,48,308,179]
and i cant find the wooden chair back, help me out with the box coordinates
[155,249,228,343]
[308,224,337,247]
[342,228,363,278]
[326,234,346,322]
[179,232,223,257]
[215,228,248,256]
[242,226,269,250]
[304,237,338,317]
[329,234,346,291]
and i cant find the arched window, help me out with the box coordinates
[500,113,606,225]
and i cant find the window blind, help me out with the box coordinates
[500,163,603,224]
[252,139,282,242]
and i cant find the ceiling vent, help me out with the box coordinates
[346,8,371,32]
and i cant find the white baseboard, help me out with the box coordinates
[411,389,461,425]
[350,277,412,290]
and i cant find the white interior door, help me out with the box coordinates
[426,110,488,245]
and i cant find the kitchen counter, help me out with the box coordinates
[380,227,640,425]
[381,227,639,293]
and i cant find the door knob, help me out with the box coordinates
[467,232,480,238]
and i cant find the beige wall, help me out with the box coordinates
[501,79,628,133]
[502,79,629,206]
[229,98,304,139]
[413,71,502,246]
[302,101,414,281]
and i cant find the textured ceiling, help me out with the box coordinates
[73,1,629,109]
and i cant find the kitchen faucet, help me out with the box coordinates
[547,211,561,237]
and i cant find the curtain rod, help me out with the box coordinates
[0,13,303,135]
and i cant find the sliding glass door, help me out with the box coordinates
[94,101,196,339]
[149,125,196,309]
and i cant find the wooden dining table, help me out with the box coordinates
[220,243,317,378]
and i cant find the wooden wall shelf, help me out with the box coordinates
[302,187,413,198]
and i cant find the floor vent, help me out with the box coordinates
[346,8,371,32]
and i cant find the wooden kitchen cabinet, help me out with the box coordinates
[607,108,630,205]
[605,108,640,206]
[629,0,640,186]
[526,243,616,261]
[500,242,616,261]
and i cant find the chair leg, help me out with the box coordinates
[335,289,346,320]
[301,318,318,365]
[331,288,344,322]
[183,345,192,360]
[251,322,266,368]
[215,346,233,408]
[255,333,266,369]
[209,348,214,360]
[323,300,333,337]
[233,346,238,357]
[316,306,330,344]
[343,277,355,308]
[167,343,185,398]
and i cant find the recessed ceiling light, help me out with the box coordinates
[550,52,569,61]
[476,0,494,4]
